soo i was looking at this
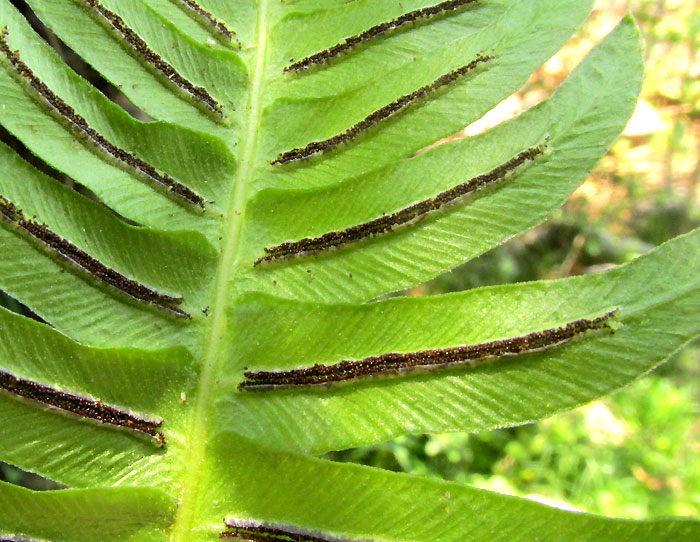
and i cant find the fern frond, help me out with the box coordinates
[1,1,698,541]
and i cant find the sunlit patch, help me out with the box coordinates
[0,369,165,446]
[239,310,618,389]
[0,196,190,318]
[0,28,205,208]
[285,0,480,73]
[258,143,546,265]
[272,53,493,165]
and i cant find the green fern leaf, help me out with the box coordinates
[1,1,698,541]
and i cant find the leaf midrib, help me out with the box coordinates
[169,2,271,540]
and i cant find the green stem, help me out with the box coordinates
[169,1,270,539]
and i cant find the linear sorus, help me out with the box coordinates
[272,53,493,165]
[222,519,361,542]
[257,143,546,266]
[0,369,165,446]
[239,310,618,390]
[170,0,239,47]
[78,0,225,117]
[285,0,480,72]
[0,28,205,207]
[0,196,190,318]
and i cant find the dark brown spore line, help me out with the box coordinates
[257,143,546,266]
[0,196,190,319]
[222,519,358,542]
[285,0,480,73]
[273,52,493,165]
[78,0,225,118]
[220,534,268,542]
[239,310,619,390]
[0,369,165,446]
[0,29,204,208]
[170,0,240,47]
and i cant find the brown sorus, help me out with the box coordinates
[258,144,545,266]
[0,196,190,318]
[285,0,480,72]
[222,519,356,542]
[0,28,205,207]
[170,0,239,47]
[273,53,493,165]
[239,310,619,390]
[0,369,165,446]
[79,0,225,117]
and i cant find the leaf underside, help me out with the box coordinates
[0,1,698,541]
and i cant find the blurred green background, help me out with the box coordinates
[2,0,699,522]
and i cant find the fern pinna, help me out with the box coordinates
[0,1,698,541]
